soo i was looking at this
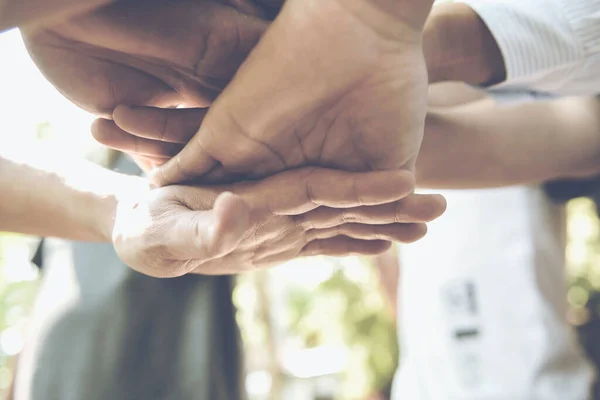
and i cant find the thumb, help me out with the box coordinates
[185,192,251,262]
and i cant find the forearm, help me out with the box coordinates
[0,0,112,32]
[424,0,600,95]
[417,97,600,189]
[372,247,399,317]
[0,150,147,241]
[423,2,505,86]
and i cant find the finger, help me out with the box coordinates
[169,165,247,186]
[307,223,427,244]
[113,106,207,144]
[130,155,172,173]
[170,192,251,271]
[92,119,184,157]
[199,192,252,258]
[238,229,307,262]
[239,168,416,215]
[199,165,247,185]
[296,193,447,229]
[251,237,392,265]
[148,153,218,187]
[108,106,258,181]
[190,254,253,275]
[300,237,392,257]
[115,191,249,278]
[149,111,281,185]
[188,229,304,275]
[130,155,155,172]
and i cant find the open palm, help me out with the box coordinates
[139,0,433,184]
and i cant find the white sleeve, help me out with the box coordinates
[455,0,600,95]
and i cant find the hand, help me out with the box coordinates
[112,0,435,185]
[114,167,446,277]
[21,0,270,118]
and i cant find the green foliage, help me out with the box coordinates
[0,234,40,396]
[286,261,398,399]
[34,121,53,141]
[565,198,600,392]
[566,199,600,310]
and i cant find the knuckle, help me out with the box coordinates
[340,210,356,224]
[351,178,364,206]
[404,224,427,243]
[394,200,406,223]
[159,112,170,142]
[175,154,196,180]
[301,167,321,201]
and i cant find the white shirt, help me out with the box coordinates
[392,88,595,400]
[457,0,600,95]
[393,186,594,400]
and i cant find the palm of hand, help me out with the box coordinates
[119,187,309,276]
[114,168,433,277]
[153,0,429,184]
[21,0,268,117]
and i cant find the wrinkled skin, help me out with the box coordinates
[22,0,444,273]
[120,0,435,185]
[22,0,273,117]
[114,167,446,277]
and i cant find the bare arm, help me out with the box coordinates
[0,149,146,241]
[427,82,492,109]
[0,0,113,32]
[424,2,505,86]
[372,246,400,317]
[0,145,447,276]
[424,0,600,95]
[417,96,600,189]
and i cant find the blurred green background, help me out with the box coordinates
[0,198,599,399]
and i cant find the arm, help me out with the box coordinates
[372,246,400,317]
[425,0,600,95]
[0,149,146,241]
[0,148,445,276]
[427,82,492,108]
[424,2,505,86]
[416,96,600,189]
[0,0,113,32]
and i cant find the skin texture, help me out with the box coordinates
[22,0,271,118]
[423,2,505,85]
[418,94,600,189]
[0,0,113,32]
[21,0,446,258]
[95,85,600,190]
[134,0,435,185]
[116,167,446,277]
[0,152,446,277]
[87,1,507,181]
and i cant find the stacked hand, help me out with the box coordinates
[115,168,445,277]
[22,0,270,117]
[95,0,434,183]
[23,0,442,275]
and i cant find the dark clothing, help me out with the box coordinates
[14,156,243,400]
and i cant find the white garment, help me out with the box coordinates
[457,0,600,95]
[392,186,594,400]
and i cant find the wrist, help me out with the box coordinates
[93,174,151,243]
[424,2,505,85]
